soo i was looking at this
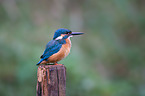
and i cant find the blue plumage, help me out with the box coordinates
[37,40,62,65]
[37,28,84,65]
[53,28,71,39]
[37,36,69,65]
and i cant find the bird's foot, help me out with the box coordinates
[54,62,63,65]
[46,63,55,65]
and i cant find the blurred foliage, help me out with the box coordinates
[0,0,145,96]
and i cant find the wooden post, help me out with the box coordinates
[36,64,66,96]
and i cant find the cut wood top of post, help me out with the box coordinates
[37,64,66,96]
[37,64,66,82]
[38,64,65,69]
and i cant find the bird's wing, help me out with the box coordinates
[40,40,62,60]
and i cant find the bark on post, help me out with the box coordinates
[36,64,66,96]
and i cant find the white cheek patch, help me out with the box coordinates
[55,35,73,40]
[55,36,63,40]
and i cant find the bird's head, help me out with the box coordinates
[53,28,84,40]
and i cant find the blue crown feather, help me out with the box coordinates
[53,28,71,39]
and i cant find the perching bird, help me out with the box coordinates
[37,28,84,65]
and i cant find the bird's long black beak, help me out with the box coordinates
[71,32,84,36]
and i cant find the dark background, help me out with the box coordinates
[0,0,145,96]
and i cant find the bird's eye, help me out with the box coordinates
[66,32,72,34]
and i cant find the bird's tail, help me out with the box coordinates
[36,59,44,65]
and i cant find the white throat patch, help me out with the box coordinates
[68,35,73,39]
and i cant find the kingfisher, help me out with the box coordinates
[37,28,84,65]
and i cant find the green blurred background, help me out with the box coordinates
[0,0,145,96]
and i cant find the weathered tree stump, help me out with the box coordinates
[36,64,66,96]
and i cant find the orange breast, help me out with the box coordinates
[47,38,71,63]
